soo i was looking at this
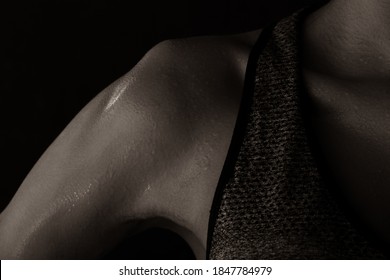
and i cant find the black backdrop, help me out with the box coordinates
[1,0,326,258]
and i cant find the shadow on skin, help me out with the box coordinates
[103,228,195,260]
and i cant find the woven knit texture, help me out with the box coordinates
[208,10,386,259]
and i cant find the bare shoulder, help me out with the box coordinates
[117,29,262,122]
[89,29,262,160]
[0,29,262,259]
[106,30,263,256]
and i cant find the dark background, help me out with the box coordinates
[1,0,326,258]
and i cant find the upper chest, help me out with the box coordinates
[303,67,390,245]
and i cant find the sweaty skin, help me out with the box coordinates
[0,30,261,259]
[1,0,390,259]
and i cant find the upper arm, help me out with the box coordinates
[0,41,193,258]
[0,31,258,259]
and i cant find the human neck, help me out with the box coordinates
[303,0,390,80]
[332,0,390,27]
[302,1,390,247]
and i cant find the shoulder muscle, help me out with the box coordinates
[0,29,261,259]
